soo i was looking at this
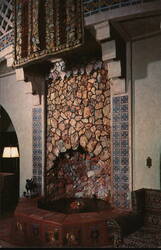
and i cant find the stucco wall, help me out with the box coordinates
[0,71,33,196]
[132,34,161,190]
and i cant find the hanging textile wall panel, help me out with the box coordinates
[13,0,84,67]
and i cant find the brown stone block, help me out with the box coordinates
[51,118,58,128]
[83,106,91,118]
[95,109,103,119]
[80,135,88,148]
[76,121,84,131]
[94,144,102,156]
[95,102,103,109]
[87,139,97,153]
[103,105,110,117]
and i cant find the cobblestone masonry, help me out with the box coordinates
[46,59,112,201]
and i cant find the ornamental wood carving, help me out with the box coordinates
[13,0,84,67]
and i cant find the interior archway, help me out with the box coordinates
[0,105,20,211]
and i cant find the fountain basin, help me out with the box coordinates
[12,197,129,247]
[37,197,110,214]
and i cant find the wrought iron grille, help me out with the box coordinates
[0,0,13,37]
[83,0,158,16]
[0,0,13,51]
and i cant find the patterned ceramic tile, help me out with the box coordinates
[83,0,156,17]
[32,107,42,193]
[112,94,130,209]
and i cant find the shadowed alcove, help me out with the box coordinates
[0,105,20,213]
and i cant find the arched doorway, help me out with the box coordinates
[0,105,19,214]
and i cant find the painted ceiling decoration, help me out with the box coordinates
[13,0,84,67]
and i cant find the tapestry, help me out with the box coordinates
[13,0,84,67]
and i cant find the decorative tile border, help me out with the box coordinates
[112,95,130,209]
[83,0,157,17]
[32,107,42,193]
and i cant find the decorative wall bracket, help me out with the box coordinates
[91,20,125,95]
[15,66,45,106]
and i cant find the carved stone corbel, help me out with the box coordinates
[15,66,45,106]
[92,21,125,95]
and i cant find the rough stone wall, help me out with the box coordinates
[46,59,111,201]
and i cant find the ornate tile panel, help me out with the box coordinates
[112,95,130,209]
[32,107,42,193]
